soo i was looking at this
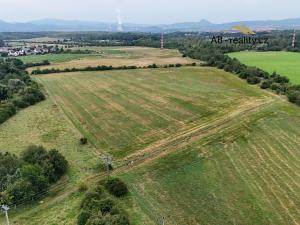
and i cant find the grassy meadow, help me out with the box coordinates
[22,47,198,72]
[121,100,300,225]
[36,67,266,158]
[19,53,101,64]
[229,51,300,84]
[0,97,100,225]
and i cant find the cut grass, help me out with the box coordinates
[24,47,198,72]
[36,67,265,159]
[1,65,300,225]
[228,51,300,84]
[121,101,300,225]
[19,53,100,64]
[0,97,100,225]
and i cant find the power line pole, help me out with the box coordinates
[1,205,10,225]
[161,33,164,49]
[292,30,296,48]
[101,155,112,177]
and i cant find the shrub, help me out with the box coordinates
[260,81,272,89]
[80,137,88,145]
[21,145,68,183]
[77,210,91,225]
[98,198,115,214]
[47,149,68,182]
[21,145,48,164]
[247,76,260,85]
[81,187,104,210]
[105,178,128,197]
[0,103,16,124]
[270,83,280,91]
[287,91,299,103]
[7,164,49,203]
[78,183,88,192]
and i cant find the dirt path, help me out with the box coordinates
[118,97,274,171]
[11,95,274,222]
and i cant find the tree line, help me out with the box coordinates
[134,34,300,107]
[181,38,300,107]
[0,58,45,124]
[31,63,194,75]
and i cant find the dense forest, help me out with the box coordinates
[0,58,45,124]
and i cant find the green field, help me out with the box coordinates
[18,53,100,64]
[0,97,100,225]
[1,66,300,225]
[229,51,300,84]
[36,67,265,158]
[20,47,198,73]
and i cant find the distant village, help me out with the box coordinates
[0,45,61,57]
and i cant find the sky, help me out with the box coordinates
[0,0,299,24]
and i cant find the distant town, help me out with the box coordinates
[0,45,61,57]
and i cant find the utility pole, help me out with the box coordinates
[292,30,296,48]
[101,155,112,177]
[1,205,10,225]
[161,32,164,49]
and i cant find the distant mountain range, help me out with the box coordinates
[0,18,300,33]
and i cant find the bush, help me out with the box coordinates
[247,76,261,85]
[81,187,104,210]
[105,178,128,197]
[98,198,115,214]
[78,182,130,225]
[7,163,49,203]
[21,145,68,183]
[78,183,88,192]
[287,91,299,103]
[77,210,91,225]
[260,81,272,89]
[80,137,88,145]
[0,103,16,124]
[47,149,68,182]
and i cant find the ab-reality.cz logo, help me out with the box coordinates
[211,25,269,45]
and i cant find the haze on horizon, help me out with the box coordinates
[0,0,299,24]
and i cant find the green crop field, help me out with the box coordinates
[228,51,300,84]
[1,66,300,225]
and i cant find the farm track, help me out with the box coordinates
[119,97,274,170]
[31,95,273,213]
[54,97,274,189]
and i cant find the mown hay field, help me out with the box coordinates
[36,67,265,158]
[23,47,198,72]
[1,65,300,225]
